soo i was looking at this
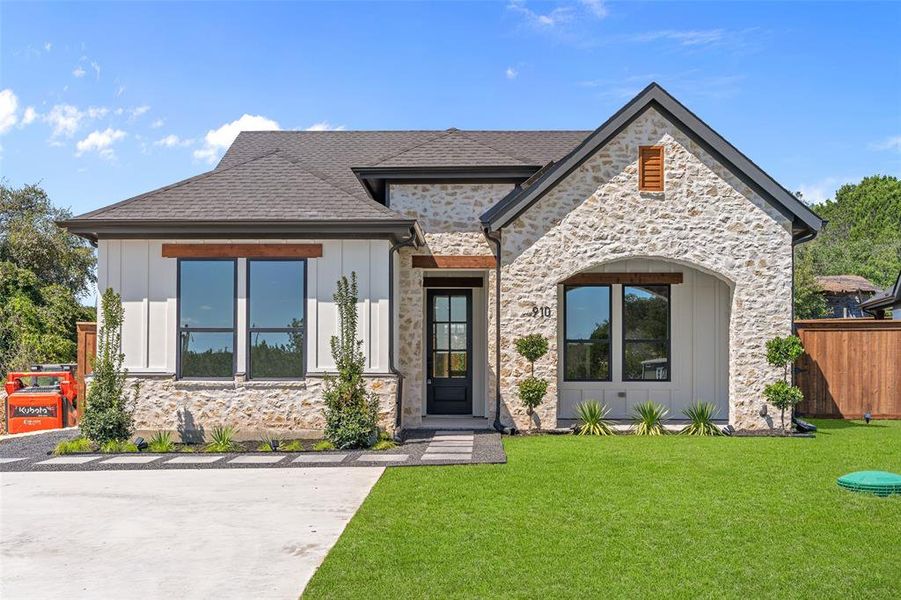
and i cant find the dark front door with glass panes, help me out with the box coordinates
[426,289,473,415]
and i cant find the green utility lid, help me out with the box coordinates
[837,471,901,496]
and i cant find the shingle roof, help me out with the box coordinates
[815,275,879,294]
[71,150,403,222]
[860,271,901,311]
[217,129,588,196]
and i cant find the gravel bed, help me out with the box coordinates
[0,428,80,459]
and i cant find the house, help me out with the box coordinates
[815,275,879,318]
[861,271,901,319]
[61,83,824,436]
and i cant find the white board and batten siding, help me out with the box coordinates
[96,239,391,375]
[557,258,731,420]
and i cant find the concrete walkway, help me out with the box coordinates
[0,467,382,600]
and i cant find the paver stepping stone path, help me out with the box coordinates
[100,455,163,464]
[36,456,101,465]
[357,454,409,462]
[292,454,348,463]
[422,430,474,462]
[228,455,286,464]
[166,455,224,464]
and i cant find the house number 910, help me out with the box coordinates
[532,306,552,318]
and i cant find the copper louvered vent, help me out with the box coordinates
[639,146,664,191]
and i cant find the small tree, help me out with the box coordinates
[515,334,549,429]
[762,335,805,430]
[80,287,137,444]
[323,273,379,449]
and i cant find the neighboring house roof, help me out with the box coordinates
[480,83,825,241]
[860,271,901,312]
[815,275,879,294]
[61,150,420,242]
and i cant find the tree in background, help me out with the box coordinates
[797,175,901,289]
[0,182,95,375]
[793,252,829,319]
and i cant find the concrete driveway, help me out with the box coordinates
[0,467,383,599]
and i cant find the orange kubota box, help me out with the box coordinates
[5,365,78,434]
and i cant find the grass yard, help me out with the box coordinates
[303,420,900,599]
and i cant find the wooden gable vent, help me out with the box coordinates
[639,146,664,192]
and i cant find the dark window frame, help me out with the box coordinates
[562,284,613,382]
[245,258,307,381]
[621,283,672,382]
[176,258,238,380]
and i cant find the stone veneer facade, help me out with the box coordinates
[392,107,793,431]
[127,374,397,441]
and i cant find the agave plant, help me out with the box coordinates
[575,400,614,436]
[681,401,722,436]
[206,426,239,453]
[148,430,175,452]
[631,401,669,436]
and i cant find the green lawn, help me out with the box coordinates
[304,420,901,599]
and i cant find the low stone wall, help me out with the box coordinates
[126,374,398,441]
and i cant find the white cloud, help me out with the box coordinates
[150,118,165,129]
[44,42,52,52]
[44,104,85,137]
[507,0,574,28]
[154,134,193,147]
[72,66,86,78]
[505,67,519,80]
[116,85,126,97]
[580,0,607,18]
[870,135,901,152]
[129,105,150,120]
[304,121,346,131]
[627,29,727,46]
[0,89,19,134]
[795,175,858,205]
[87,106,108,119]
[21,106,37,126]
[194,114,280,163]
[90,61,101,79]
[75,127,126,158]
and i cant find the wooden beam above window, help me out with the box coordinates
[561,272,683,285]
[411,255,496,269]
[162,243,323,259]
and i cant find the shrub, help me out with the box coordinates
[632,401,669,436]
[281,440,305,452]
[313,440,335,452]
[80,287,138,444]
[53,436,93,455]
[514,333,549,428]
[765,335,806,429]
[257,432,279,452]
[514,334,549,364]
[681,402,722,436]
[148,431,175,452]
[100,439,138,453]
[763,380,805,430]
[205,426,239,453]
[323,273,380,449]
[370,430,397,451]
[575,400,614,436]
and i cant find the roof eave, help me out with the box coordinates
[59,218,422,244]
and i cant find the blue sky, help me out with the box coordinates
[1,1,899,218]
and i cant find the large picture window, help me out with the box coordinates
[623,285,670,381]
[563,285,611,381]
[178,259,236,378]
[247,259,305,379]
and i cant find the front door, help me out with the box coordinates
[426,289,473,415]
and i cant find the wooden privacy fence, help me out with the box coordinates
[76,321,97,423]
[794,319,901,419]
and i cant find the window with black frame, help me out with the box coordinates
[247,259,305,379]
[623,285,670,381]
[178,259,236,378]
[563,285,612,381]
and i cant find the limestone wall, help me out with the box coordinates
[127,374,397,441]
[499,108,793,430]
